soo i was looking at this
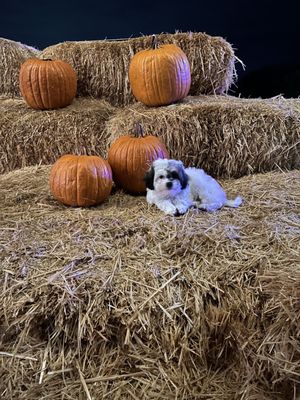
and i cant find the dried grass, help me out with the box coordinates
[0,38,40,97]
[41,32,237,106]
[0,97,116,174]
[0,165,299,399]
[1,95,299,179]
[106,95,300,178]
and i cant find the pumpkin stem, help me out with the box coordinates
[151,34,158,50]
[135,123,144,137]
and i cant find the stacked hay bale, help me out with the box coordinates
[0,166,299,399]
[41,32,237,106]
[0,32,243,175]
[0,97,115,174]
[0,32,300,400]
[0,33,299,176]
[0,38,40,97]
[1,94,299,177]
[106,95,300,178]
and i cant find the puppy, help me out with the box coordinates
[144,159,242,215]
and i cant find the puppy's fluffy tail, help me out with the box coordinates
[225,196,243,208]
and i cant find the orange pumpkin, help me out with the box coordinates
[49,155,112,207]
[108,124,169,193]
[19,58,77,110]
[129,36,191,107]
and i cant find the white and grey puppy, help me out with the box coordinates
[144,159,242,215]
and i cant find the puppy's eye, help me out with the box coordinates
[171,171,179,179]
[159,175,164,179]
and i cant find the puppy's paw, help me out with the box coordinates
[160,204,177,215]
[175,204,189,215]
[166,206,178,215]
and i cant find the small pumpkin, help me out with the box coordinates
[19,58,77,110]
[129,35,191,107]
[108,124,169,193]
[49,155,112,207]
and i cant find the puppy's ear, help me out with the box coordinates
[143,166,155,190]
[178,167,189,189]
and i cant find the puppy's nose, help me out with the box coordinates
[166,181,173,189]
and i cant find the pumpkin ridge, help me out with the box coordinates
[76,156,80,206]
[82,156,91,206]
[100,159,109,201]
[146,56,154,105]
[52,61,64,108]
[37,61,49,109]
[46,61,54,108]
[167,48,179,103]
[25,63,36,109]
[112,139,126,186]
[29,63,42,109]
[153,55,164,106]
[80,156,89,206]
[92,157,102,204]
[102,159,113,200]
[148,139,163,163]
[125,138,134,189]
[144,141,153,171]
[71,157,79,206]
[140,55,152,106]
[131,137,141,172]
[81,156,91,206]
[181,51,191,97]
[63,157,72,205]
[49,61,62,109]
[40,62,51,109]
[91,158,99,204]
[132,137,139,189]
[177,51,184,99]
[131,137,141,192]
[169,47,183,100]
[36,64,48,109]
[147,141,158,163]
[59,157,67,204]
[167,54,177,101]
[175,55,182,100]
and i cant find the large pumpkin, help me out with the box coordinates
[108,124,169,193]
[129,36,191,107]
[19,58,77,110]
[49,155,112,207]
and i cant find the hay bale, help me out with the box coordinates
[0,38,40,97]
[0,97,116,174]
[106,95,300,178]
[41,32,237,106]
[0,165,299,399]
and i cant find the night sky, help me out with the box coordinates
[2,0,300,97]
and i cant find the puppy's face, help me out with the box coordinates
[144,159,189,196]
[153,168,182,195]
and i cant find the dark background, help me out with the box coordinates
[2,0,300,98]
